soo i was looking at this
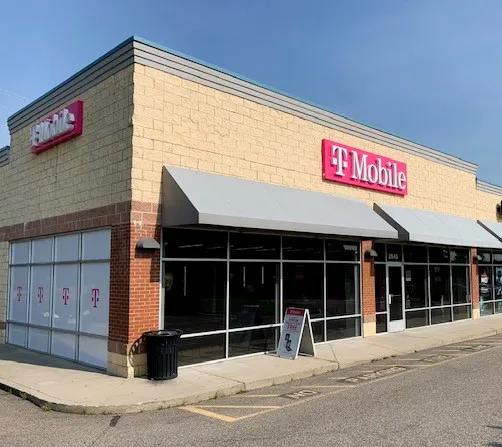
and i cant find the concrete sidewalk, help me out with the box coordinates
[2,316,502,414]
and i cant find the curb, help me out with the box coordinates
[1,327,500,414]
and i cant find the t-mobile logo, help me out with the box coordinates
[330,145,348,177]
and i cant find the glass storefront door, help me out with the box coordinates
[387,264,405,332]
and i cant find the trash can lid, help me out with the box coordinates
[143,329,183,337]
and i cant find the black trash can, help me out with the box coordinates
[143,329,183,380]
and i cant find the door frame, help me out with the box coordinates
[386,262,405,332]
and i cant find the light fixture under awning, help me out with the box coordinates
[374,203,502,249]
[162,166,398,239]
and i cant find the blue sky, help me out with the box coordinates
[2,0,502,183]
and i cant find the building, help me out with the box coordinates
[2,36,502,377]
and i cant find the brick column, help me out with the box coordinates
[471,248,480,319]
[362,240,376,337]
[107,202,161,377]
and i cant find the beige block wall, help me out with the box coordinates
[132,63,502,219]
[0,66,135,229]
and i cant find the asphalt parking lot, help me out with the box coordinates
[3,334,502,446]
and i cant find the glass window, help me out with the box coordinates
[406,310,429,328]
[479,265,493,302]
[163,229,227,259]
[481,301,494,316]
[376,314,387,333]
[494,252,502,264]
[230,233,280,260]
[375,264,387,313]
[163,261,226,333]
[386,244,402,262]
[228,327,278,357]
[229,263,279,328]
[178,334,225,366]
[283,263,324,319]
[428,247,450,264]
[326,264,360,316]
[373,243,386,262]
[453,305,471,321]
[325,240,359,261]
[495,301,502,314]
[478,251,491,264]
[431,307,452,325]
[327,317,361,341]
[403,245,427,263]
[404,265,428,309]
[429,266,451,306]
[495,266,502,300]
[450,248,469,264]
[282,236,323,260]
[452,266,470,304]
[311,321,325,343]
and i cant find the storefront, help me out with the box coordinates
[2,36,502,376]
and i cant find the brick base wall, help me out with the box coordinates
[0,200,162,377]
[361,240,376,337]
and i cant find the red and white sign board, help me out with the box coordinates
[30,101,83,154]
[277,308,315,359]
[322,139,408,196]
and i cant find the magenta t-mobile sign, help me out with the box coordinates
[322,139,408,196]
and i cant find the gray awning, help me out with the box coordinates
[375,203,502,249]
[162,166,398,239]
[478,221,502,244]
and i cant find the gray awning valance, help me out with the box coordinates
[478,221,502,244]
[162,166,398,239]
[375,203,502,249]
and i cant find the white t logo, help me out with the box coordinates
[330,145,348,177]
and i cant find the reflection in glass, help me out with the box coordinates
[373,243,385,261]
[327,317,361,341]
[404,265,428,309]
[229,327,278,357]
[163,262,226,333]
[325,240,359,261]
[429,266,451,306]
[478,251,491,264]
[375,264,387,312]
[376,314,387,333]
[431,307,452,325]
[495,301,502,314]
[452,266,469,304]
[494,267,502,299]
[282,236,323,260]
[311,321,325,343]
[326,264,359,316]
[178,334,225,366]
[493,252,502,264]
[230,233,280,259]
[429,247,450,264]
[406,310,429,328]
[283,263,324,319]
[163,229,227,259]
[481,301,494,316]
[453,305,471,321]
[479,266,493,302]
[450,248,469,264]
[229,263,279,328]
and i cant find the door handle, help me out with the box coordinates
[388,294,392,305]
